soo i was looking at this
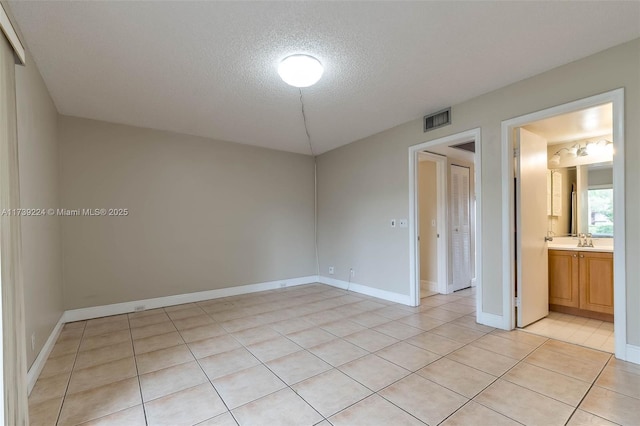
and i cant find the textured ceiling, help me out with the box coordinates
[8,1,640,155]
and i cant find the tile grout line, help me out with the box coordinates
[127,314,150,426]
[53,320,87,426]
[564,352,615,424]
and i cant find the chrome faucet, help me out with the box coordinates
[577,233,586,247]
[577,233,594,248]
[586,233,594,247]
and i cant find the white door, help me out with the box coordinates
[516,128,549,327]
[450,165,471,292]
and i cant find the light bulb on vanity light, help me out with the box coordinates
[605,140,614,155]
[586,141,604,155]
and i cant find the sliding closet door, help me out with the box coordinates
[0,34,29,425]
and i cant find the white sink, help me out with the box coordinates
[547,237,613,252]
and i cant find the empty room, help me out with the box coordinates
[0,1,639,425]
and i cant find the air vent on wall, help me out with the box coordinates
[424,107,451,132]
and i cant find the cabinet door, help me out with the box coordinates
[579,252,614,314]
[548,250,579,308]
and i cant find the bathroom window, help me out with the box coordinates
[588,187,613,237]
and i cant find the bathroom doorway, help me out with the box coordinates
[502,89,625,357]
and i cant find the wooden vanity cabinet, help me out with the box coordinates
[548,249,613,319]
[578,251,614,315]
[548,250,579,308]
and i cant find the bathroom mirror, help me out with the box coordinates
[548,161,612,237]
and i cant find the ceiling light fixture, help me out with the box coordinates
[278,54,324,88]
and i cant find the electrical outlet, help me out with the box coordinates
[390,219,396,228]
[31,333,35,351]
[134,305,146,312]
[399,219,408,228]
[350,268,355,278]
[328,266,334,275]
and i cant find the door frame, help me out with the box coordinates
[409,128,482,314]
[416,152,448,297]
[501,88,626,358]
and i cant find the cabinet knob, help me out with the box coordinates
[573,254,577,258]
[579,254,584,258]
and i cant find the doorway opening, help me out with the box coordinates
[502,89,626,358]
[416,152,446,299]
[409,129,482,319]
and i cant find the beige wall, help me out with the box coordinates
[418,160,437,285]
[59,116,316,309]
[15,52,63,368]
[317,39,639,345]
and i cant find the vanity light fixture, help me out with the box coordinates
[549,145,578,165]
[278,54,324,88]
[549,139,612,165]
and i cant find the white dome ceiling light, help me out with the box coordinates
[278,54,324,88]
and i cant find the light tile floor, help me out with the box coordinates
[523,311,615,353]
[29,284,639,425]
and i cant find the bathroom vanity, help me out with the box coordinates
[548,240,613,321]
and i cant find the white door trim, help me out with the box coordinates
[0,4,25,65]
[501,88,627,359]
[409,128,482,321]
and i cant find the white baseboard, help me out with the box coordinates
[477,312,506,330]
[625,344,640,364]
[318,276,412,305]
[64,275,318,323]
[27,316,64,395]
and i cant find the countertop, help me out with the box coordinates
[547,237,613,253]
